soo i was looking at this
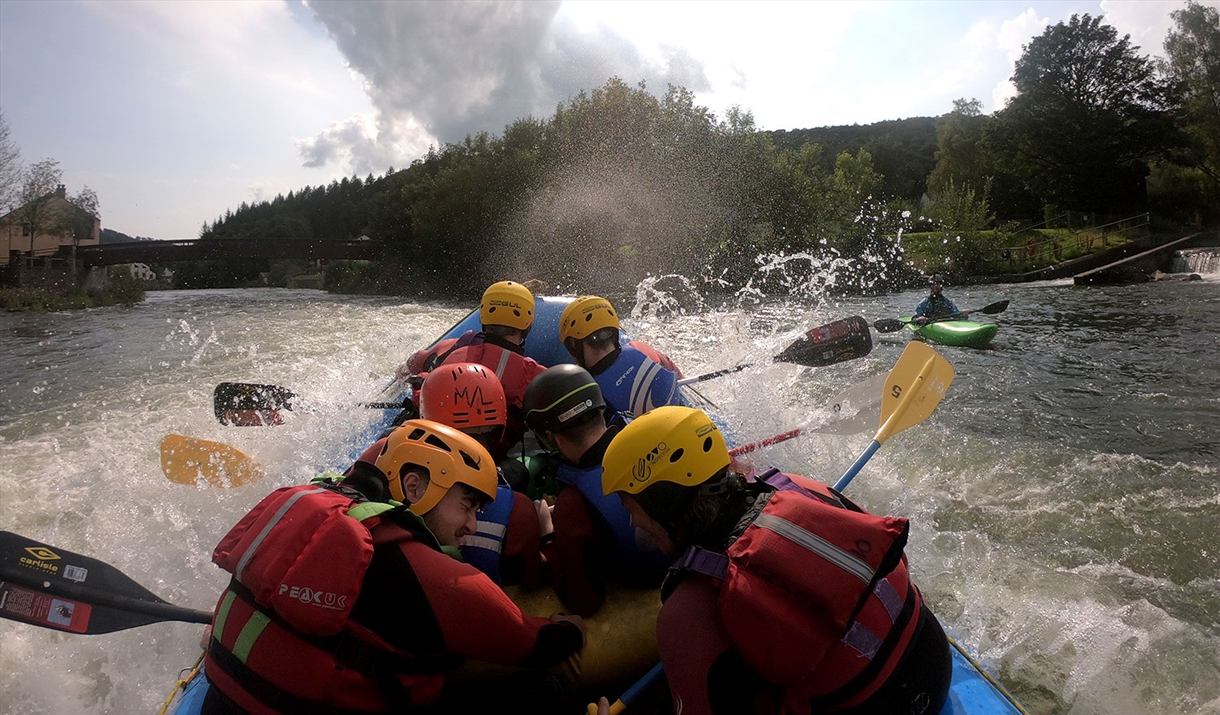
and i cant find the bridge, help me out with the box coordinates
[63,237,385,268]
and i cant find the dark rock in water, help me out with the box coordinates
[1150,271,1203,282]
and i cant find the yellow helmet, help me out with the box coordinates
[601,406,730,496]
[559,296,620,343]
[480,281,535,331]
[372,419,498,513]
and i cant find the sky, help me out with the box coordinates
[0,0,1200,239]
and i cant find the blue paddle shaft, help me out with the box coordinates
[834,440,881,492]
[623,663,666,705]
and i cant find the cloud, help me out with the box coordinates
[991,8,1049,110]
[1099,0,1180,58]
[299,0,709,172]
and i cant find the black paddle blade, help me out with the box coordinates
[214,382,296,426]
[774,316,872,366]
[979,300,1010,315]
[873,318,906,333]
[0,531,212,634]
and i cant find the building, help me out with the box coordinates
[129,263,156,280]
[0,185,101,266]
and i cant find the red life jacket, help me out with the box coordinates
[668,471,921,713]
[204,482,460,714]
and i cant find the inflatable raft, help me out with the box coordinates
[164,295,1027,714]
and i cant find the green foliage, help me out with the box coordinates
[172,258,269,289]
[1160,1,1220,221]
[987,14,1181,214]
[922,178,997,273]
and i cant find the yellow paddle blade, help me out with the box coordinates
[876,341,955,444]
[160,434,264,487]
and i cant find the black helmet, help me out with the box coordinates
[523,364,605,434]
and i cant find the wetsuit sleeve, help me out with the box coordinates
[945,298,961,314]
[549,486,607,616]
[657,576,772,715]
[646,362,680,412]
[629,340,684,379]
[914,298,931,318]
[502,492,546,590]
[404,541,583,667]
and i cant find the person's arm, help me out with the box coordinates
[629,340,684,379]
[549,486,607,616]
[406,543,584,667]
[645,361,681,411]
[501,492,547,590]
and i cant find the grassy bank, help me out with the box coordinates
[1,273,146,312]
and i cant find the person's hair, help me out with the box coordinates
[636,467,750,551]
[556,405,604,436]
[401,462,430,483]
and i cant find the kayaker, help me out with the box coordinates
[202,419,585,715]
[398,280,549,441]
[415,363,548,589]
[913,275,968,325]
[600,406,952,715]
[522,364,675,616]
[558,295,685,416]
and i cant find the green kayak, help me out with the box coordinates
[904,318,998,348]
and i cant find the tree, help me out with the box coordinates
[0,110,20,213]
[62,186,99,278]
[988,14,1181,214]
[928,99,990,196]
[14,159,63,256]
[1160,1,1220,210]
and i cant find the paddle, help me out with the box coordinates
[873,300,1009,333]
[214,382,407,426]
[589,343,954,713]
[161,433,264,487]
[834,340,954,491]
[727,372,887,457]
[0,530,212,634]
[677,315,872,387]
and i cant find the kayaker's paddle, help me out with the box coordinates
[591,344,955,713]
[727,372,887,457]
[677,315,872,386]
[214,381,406,426]
[160,433,264,487]
[0,530,212,634]
[834,340,954,491]
[873,300,1009,333]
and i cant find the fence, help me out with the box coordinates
[984,212,1150,269]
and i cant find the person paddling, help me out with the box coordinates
[522,365,675,616]
[558,295,685,417]
[201,420,584,715]
[599,406,952,715]
[398,280,549,440]
[913,275,968,325]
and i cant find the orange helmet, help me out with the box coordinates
[419,363,506,431]
[372,419,498,514]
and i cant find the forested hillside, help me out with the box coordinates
[188,8,1218,297]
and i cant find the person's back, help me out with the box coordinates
[557,295,684,416]
[523,365,674,615]
[600,407,952,715]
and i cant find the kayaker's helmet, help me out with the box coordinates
[601,406,730,497]
[559,296,620,358]
[523,364,605,436]
[373,419,498,514]
[928,275,945,292]
[480,281,535,334]
[419,362,506,432]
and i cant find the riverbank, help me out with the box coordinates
[0,276,145,311]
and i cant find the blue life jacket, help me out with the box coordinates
[555,455,674,582]
[458,484,515,584]
[594,345,684,417]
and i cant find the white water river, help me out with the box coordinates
[1,278,1218,714]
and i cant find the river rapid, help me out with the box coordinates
[1,276,1218,714]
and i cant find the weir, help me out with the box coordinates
[1173,247,1220,274]
[1073,231,1219,285]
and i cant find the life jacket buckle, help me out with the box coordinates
[333,635,371,669]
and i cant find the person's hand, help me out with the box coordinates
[535,499,554,537]
[550,612,586,641]
[913,316,928,326]
[597,696,613,715]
